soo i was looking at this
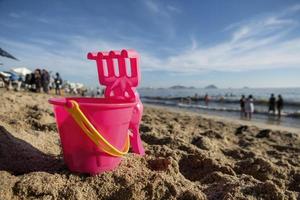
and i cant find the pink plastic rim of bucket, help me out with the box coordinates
[48,97,137,108]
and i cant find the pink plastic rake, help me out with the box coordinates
[87,49,145,155]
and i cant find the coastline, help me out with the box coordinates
[142,96,300,118]
[145,103,300,134]
[142,95,300,107]
[142,98,300,129]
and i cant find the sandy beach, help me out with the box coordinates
[0,90,300,200]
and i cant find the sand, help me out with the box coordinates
[0,90,300,200]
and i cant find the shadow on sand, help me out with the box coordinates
[0,125,66,175]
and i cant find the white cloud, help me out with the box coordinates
[166,5,181,13]
[9,12,21,18]
[36,18,51,24]
[0,38,91,77]
[2,3,300,84]
[143,1,181,17]
[232,26,250,41]
[144,0,160,13]
[287,4,300,12]
[0,35,163,85]
[190,36,198,50]
[140,4,300,72]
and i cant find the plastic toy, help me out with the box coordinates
[49,49,144,174]
[87,49,145,155]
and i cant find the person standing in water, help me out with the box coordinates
[268,93,276,115]
[277,95,284,118]
[245,95,254,120]
[239,95,246,118]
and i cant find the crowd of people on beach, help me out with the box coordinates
[1,68,96,97]
[24,69,63,95]
[2,68,63,95]
[239,94,284,120]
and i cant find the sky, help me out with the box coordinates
[1,0,300,88]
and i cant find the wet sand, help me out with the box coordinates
[0,90,300,200]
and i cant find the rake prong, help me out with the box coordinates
[106,58,116,77]
[121,49,128,58]
[117,57,126,76]
[129,57,139,87]
[95,59,105,85]
[87,52,98,60]
[109,51,116,58]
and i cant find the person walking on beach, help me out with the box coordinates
[239,95,246,118]
[245,95,254,120]
[41,69,50,94]
[54,72,62,95]
[268,94,276,115]
[277,95,284,118]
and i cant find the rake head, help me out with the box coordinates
[88,49,141,100]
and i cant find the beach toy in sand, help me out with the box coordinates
[49,49,144,175]
[88,49,145,155]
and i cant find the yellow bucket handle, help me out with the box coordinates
[65,100,130,157]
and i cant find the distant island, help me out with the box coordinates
[204,84,218,89]
[169,85,196,89]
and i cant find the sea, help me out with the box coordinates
[138,87,300,129]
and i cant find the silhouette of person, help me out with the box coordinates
[239,95,246,118]
[277,94,284,118]
[245,95,254,120]
[268,93,276,115]
[34,69,42,93]
[41,69,50,94]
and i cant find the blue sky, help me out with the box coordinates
[1,0,300,88]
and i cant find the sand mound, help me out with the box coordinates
[0,90,299,199]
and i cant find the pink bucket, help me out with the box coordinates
[49,97,136,174]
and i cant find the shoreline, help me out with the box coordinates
[142,95,300,107]
[143,99,300,130]
[144,103,300,134]
[142,97,300,118]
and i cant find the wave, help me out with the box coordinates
[287,111,300,118]
[142,96,300,107]
[142,98,300,119]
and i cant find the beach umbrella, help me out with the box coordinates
[11,67,32,76]
[0,71,11,77]
[0,48,18,60]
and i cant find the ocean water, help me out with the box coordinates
[139,87,300,129]
[139,87,300,102]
